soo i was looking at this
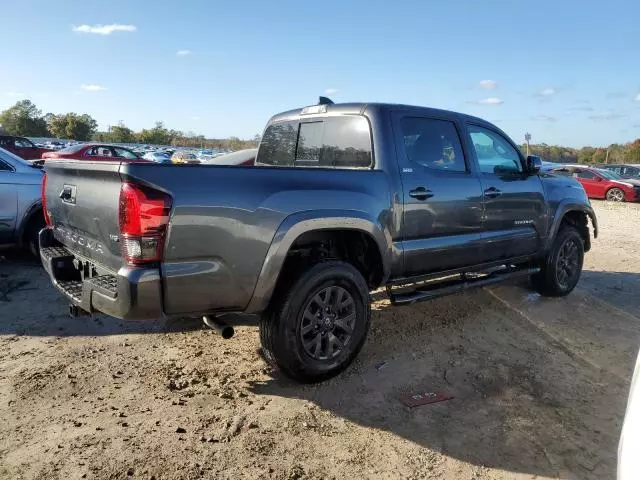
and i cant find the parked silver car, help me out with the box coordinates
[0,147,45,255]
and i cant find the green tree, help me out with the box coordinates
[592,148,606,164]
[137,121,180,145]
[577,147,595,164]
[625,140,640,164]
[47,113,98,141]
[109,122,135,143]
[0,100,49,136]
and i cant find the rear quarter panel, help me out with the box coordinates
[121,164,393,316]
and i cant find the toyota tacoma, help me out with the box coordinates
[39,99,598,382]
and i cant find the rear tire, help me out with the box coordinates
[532,225,584,297]
[606,188,625,202]
[259,261,371,383]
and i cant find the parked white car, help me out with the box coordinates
[619,349,640,479]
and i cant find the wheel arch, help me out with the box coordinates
[245,210,391,314]
[545,201,598,253]
[17,199,44,247]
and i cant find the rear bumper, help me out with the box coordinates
[39,228,164,320]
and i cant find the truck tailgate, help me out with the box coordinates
[45,160,124,271]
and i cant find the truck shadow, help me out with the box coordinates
[246,278,640,479]
[0,252,259,337]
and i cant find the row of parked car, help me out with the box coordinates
[549,164,640,202]
[0,134,257,167]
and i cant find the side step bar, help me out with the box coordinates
[386,266,540,306]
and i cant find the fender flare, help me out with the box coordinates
[544,200,598,252]
[17,200,43,247]
[244,210,392,314]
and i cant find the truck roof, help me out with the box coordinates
[268,102,496,129]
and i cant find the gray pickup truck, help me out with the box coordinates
[40,99,597,382]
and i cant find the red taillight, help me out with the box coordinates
[41,172,52,227]
[118,182,172,265]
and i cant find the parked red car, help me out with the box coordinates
[552,165,640,202]
[41,144,142,162]
[0,135,49,160]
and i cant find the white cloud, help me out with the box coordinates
[568,105,594,112]
[539,88,556,96]
[325,88,339,95]
[72,24,136,35]
[635,93,640,103]
[6,91,26,97]
[589,113,626,121]
[476,97,503,105]
[479,80,497,89]
[176,50,192,56]
[81,84,107,92]
[191,116,201,120]
[531,114,557,123]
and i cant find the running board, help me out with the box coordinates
[386,266,540,306]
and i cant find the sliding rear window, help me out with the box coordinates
[256,116,372,168]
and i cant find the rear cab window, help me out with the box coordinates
[256,116,372,168]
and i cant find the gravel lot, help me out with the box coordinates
[1,201,639,480]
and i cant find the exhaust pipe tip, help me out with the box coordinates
[219,324,235,340]
[202,315,234,339]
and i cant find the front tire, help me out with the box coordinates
[259,261,371,383]
[606,188,625,202]
[532,225,584,297]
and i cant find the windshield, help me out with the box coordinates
[598,169,623,180]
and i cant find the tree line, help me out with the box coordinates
[0,100,259,150]
[520,141,640,164]
[1,99,638,162]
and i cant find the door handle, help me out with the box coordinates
[409,187,434,200]
[59,187,72,201]
[484,187,502,198]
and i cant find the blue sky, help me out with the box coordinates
[1,0,639,147]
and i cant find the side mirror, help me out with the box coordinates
[596,176,603,182]
[526,155,542,174]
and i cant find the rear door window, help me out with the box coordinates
[399,117,466,172]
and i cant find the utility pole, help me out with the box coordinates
[605,148,610,164]
[525,133,532,156]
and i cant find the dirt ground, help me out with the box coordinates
[1,201,639,480]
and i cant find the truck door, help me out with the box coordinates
[393,113,485,276]
[463,123,546,261]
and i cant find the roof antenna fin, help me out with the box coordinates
[318,96,334,105]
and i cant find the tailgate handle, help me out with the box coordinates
[59,185,77,204]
